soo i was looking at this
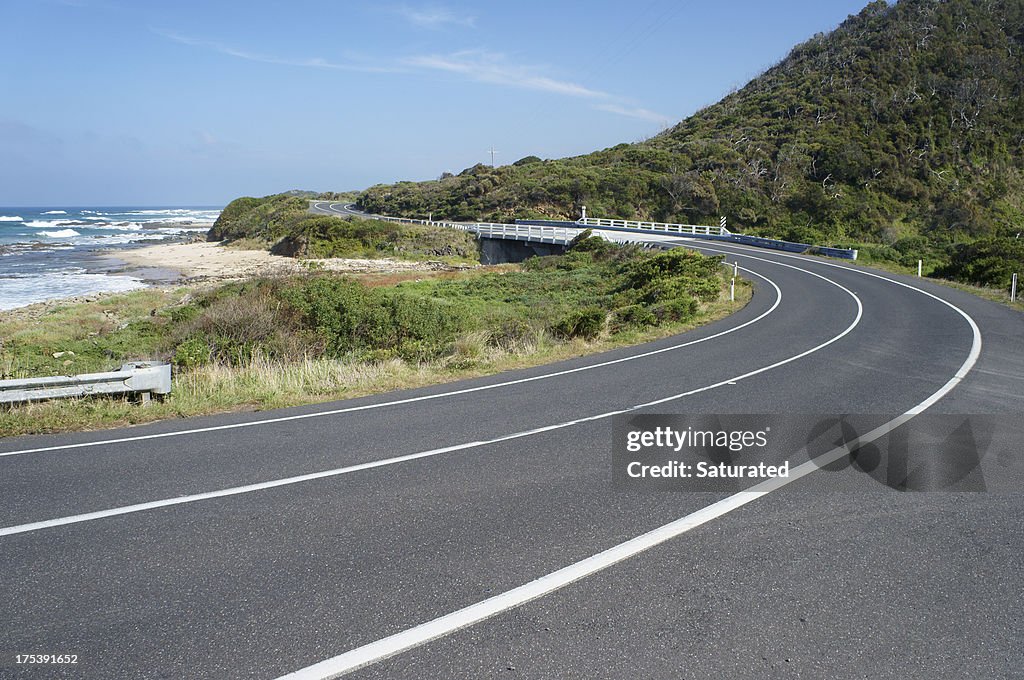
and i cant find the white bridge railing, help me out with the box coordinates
[313,202,856,260]
[340,211,583,245]
[575,217,730,237]
[473,223,581,244]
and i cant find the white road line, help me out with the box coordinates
[0,265,782,459]
[0,261,858,537]
[274,284,982,680]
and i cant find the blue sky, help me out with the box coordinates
[1,0,873,206]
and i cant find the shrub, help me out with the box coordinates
[935,238,1024,287]
[619,249,723,303]
[556,251,596,270]
[450,331,489,367]
[488,318,539,351]
[610,304,657,333]
[649,297,698,323]
[280,277,465,359]
[567,230,621,261]
[172,286,313,366]
[173,337,211,369]
[551,307,605,340]
[521,255,561,272]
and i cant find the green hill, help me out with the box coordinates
[207,193,479,263]
[356,0,1024,283]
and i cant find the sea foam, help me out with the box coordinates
[0,273,145,311]
[0,216,23,222]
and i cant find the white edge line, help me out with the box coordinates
[0,264,780,459]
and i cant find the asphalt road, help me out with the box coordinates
[2,214,1023,679]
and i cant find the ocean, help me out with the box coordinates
[0,206,221,311]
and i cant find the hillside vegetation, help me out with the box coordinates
[208,193,479,263]
[357,0,1024,287]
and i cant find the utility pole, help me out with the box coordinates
[489,146,498,167]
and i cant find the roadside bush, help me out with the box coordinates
[609,304,657,333]
[858,243,901,263]
[556,251,596,271]
[568,230,614,258]
[280,276,465,360]
[649,297,699,323]
[173,337,211,369]
[169,304,201,325]
[934,238,1024,287]
[520,254,561,272]
[551,307,605,340]
[172,287,315,366]
[487,318,539,352]
[380,292,463,358]
[450,331,489,367]
[619,248,723,303]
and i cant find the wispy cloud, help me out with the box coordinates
[393,5,475,29]
[156,30,399,73]
[404,50,607,99]
[595,103,671,124]
[158,31,670,125]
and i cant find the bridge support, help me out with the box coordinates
[478,236,566,264]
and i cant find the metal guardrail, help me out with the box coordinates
[576,217,730,236]
[0,362,172,405]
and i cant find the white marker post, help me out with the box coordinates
[1012,273,1018,302]
[730,277,735,302]
[581,205,587,221]
[733,261,739,277]
[918,260,923,278]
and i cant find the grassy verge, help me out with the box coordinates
[0,238,751,437]
[820,246,1024,312]
[0,289,189,378]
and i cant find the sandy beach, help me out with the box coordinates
[110,241,461,283]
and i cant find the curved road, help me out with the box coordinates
[2,214,1023,678]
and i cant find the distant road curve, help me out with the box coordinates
[310,201,368,217]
